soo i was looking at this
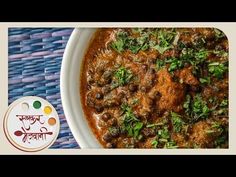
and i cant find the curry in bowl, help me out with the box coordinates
[80,28,228,148]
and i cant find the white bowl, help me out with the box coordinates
[61,28,102,148]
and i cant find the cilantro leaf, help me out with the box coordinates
[208,62,227,79]
[195,49,208,61]
[165,58,184,72]
[114,67,133,87]
[183,94,210,122]
[192,94,210,120]
[110,31,128,53]
[152,45,172,54]
[183,94,191,116]
[214,29,225,39]
[220,99,228,107]
[121,104,143,139]
[151,29,176,54]
[156,59,165,71]
[199,77,211,84]
[151,140,158,148]
[170,112,185,133]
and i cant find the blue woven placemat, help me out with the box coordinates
[8,28,79,148]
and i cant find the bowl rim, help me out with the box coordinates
[60,28,101,148]
[61,28,83,147]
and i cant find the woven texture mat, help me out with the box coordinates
[8,28,79,148]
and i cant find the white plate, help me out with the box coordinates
[61,28,102,148]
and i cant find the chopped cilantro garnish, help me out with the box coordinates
[151,29,176,54]
[183,94,210,122]
[199,77,211,84]
[146,123,164,128]
[183,94,191,116]
[158,126,170,140]
[214,29,225,39]
[180,48,195,61]
[121,104,143,138]
[212,50,228,57]
[133,122,144,138]
[192,94,210,120]
[152,45,172,54]
[206,122,224,135]
[165,57,183,72]
[151,139,158,148]
[111,29,150,54]
[208,62,227,79]
[131,98,139,105]
[156,59,165,71]
[164,141,178,149]
[114,67,133,87]
[170,112,185,133]
[126,35,149,53]
[110,31,128,53]
[195,49,208,61]
[220,99,228,107]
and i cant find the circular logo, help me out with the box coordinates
[3,96,60,152]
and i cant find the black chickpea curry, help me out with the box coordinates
[80,28,228,148]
